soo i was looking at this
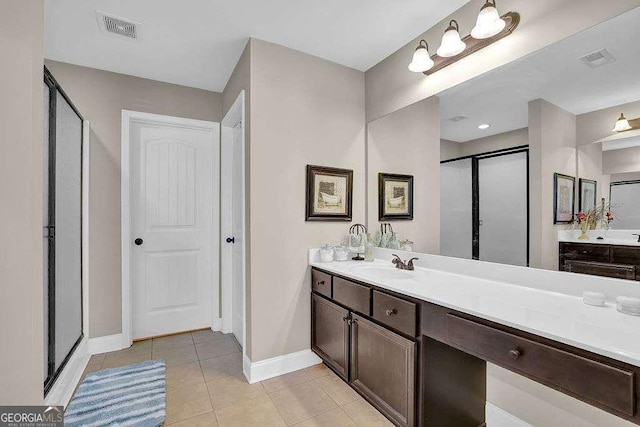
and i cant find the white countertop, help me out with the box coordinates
[558,229,640,246]
[310,253,640,367]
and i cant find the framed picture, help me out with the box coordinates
[305,165,353,221]
[579,178,597,213]
[554,173,575,224]
[378,173,414,221]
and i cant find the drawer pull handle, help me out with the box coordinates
[508,349,521,360]
[316,280,325,286]
[385,308,398,316]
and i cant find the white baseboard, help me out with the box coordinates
[87,333,126,355]
[243,349,322,384]
[486,402,532,427]
[45,339,90,408]
[213,317,223,331]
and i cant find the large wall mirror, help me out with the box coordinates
[366,7,640,273]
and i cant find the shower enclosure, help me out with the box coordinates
[43,68,84,394]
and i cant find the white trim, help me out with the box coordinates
[45,339,90,408]
[82,120,90,338]
[486,402,532,427]
[212,317,222,331]
[220,91,246,353]
[243,350,322,384]
[87,333,126,355]
[121,110,220,345]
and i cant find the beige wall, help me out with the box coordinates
[603,146,640,175]
[0,0,45,404]
[43,61,223,337]
[441,128,529,161]
[248,39,366,362]
[528,99,576,270]
[221,41,253,356]
[364,0,640,123]
[367,98,440,253]
[440,139,462,161]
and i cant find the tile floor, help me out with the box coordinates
[79,330,393,426]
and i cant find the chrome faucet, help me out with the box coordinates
[392,254,419,271]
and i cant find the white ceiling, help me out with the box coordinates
[439,7,640,143]
[44,0,470,92]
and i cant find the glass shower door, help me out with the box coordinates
[440,158,473,259]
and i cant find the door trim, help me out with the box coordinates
[121,110,220,346]
[221,91,246,353]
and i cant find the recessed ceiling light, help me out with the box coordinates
[478,124,491,130]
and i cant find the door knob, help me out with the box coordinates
[226,237,235,244]
[134,238,143,246]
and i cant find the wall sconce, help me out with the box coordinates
[408,40,434,73]
[612,113,640,132]
[408,4,519,76]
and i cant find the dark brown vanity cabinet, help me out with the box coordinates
[311,268,418,426]
[559,242,640,281]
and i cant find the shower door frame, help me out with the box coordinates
[44,66,85,395]
[441,145,530,265]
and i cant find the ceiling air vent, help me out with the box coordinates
[447,115,468,122]
[97,11,139,40]
[580,49,615,68]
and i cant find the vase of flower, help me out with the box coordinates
[578,218,589,240]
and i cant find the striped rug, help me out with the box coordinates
[65,359,166,427]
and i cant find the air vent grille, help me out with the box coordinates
[580,49,615,68]
[97,12,138,39]
[448,115,468,122]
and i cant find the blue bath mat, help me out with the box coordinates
[64,359,166,427]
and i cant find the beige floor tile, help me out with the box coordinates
[262,369,313,393]
[200,352,242,381]
[293,407,356,427]
[153,332,194,351]
[314,373,359,406]
[153,344,198,367]
[101,350,151,369]
[269,380,337,425]
[168,411,218,426]
[166,361,205,390]
[215,395,286,427]
[192,329,228,344]
[341,399,393,427]
[88,353,106,365]
[196,338,241,361]
[206,373,267,410]
[303,363,332,379]
[166,382,213,424]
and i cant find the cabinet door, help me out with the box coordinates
[351,314,416,427]
[311,293,349,380]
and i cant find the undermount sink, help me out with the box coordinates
[349,265,414,280]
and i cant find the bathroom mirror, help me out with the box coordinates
[367,7,640,271]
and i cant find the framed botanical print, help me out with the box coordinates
[378,173,414,221]
[579,178,597,213]
[305,165,353,221]
[554,173,575,224]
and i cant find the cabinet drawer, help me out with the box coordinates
[312,269,332,298]
[611,246,640,266]
[566,260,636,281]
[373,290,417,337]
[560,243,610,262]
[446,314,636,416]
[333,277,370,315]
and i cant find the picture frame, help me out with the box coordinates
[305,165,353,221]
[378,173,414,221]
[578,178,597,213]
[554,173,575,224]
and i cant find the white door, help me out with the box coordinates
[130,116,219,339]
[221,92,245,348]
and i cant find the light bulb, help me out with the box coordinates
[437,20,466,58]
[471,0,506,39]
[408,40,434,73]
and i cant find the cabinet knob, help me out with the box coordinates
[316,280,325,286]
[342,316,348,322]
[508,349,521,360]
[385,308,398,317]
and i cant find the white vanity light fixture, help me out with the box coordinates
[612,113,639,132]
[478,124,491,130]
[437,20,467,58]
[471,0,507,39]
[408,40,435,73]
